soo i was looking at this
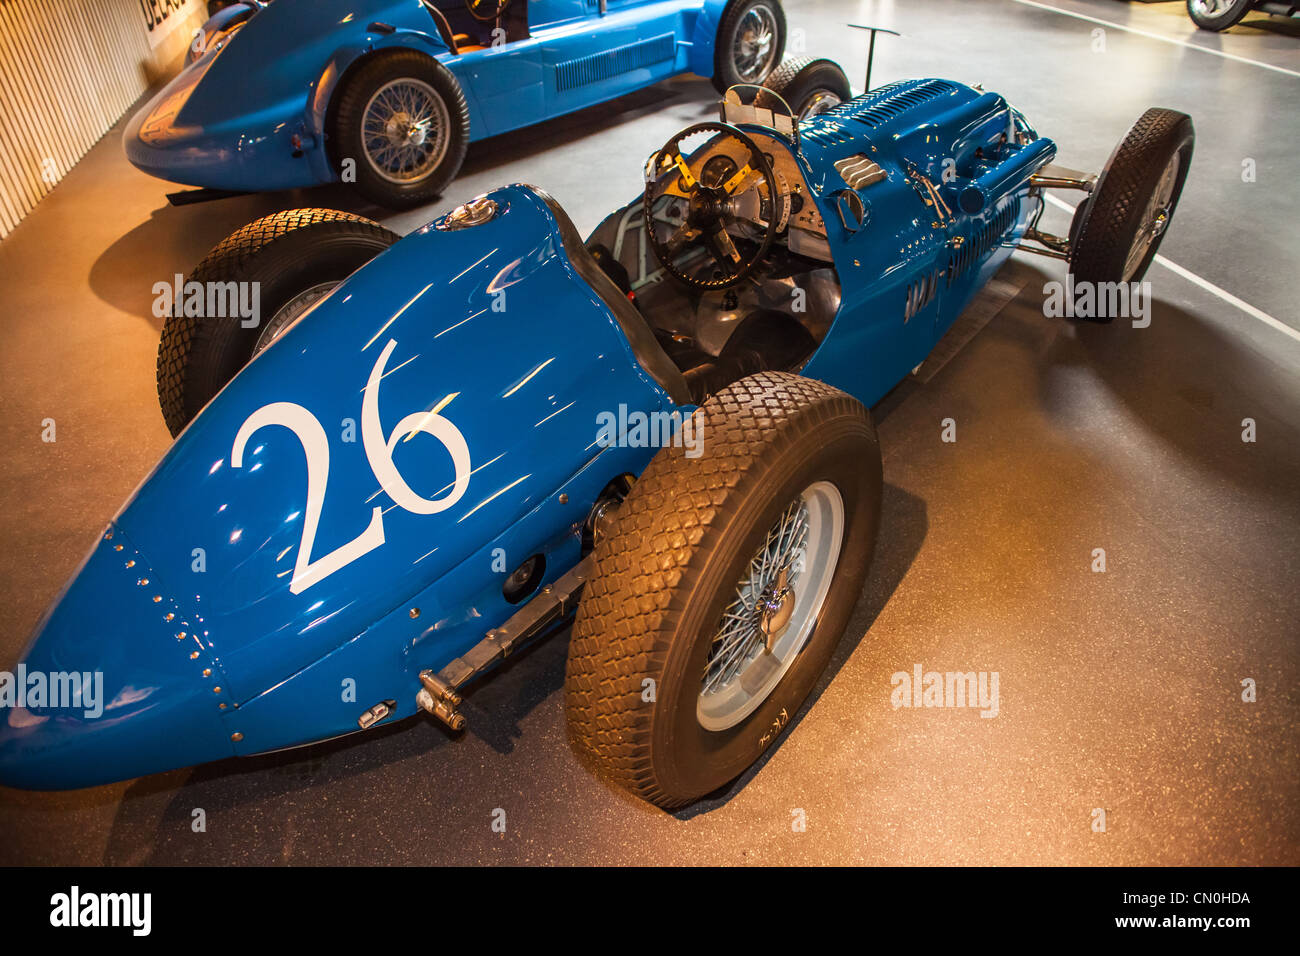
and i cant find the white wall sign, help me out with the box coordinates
[139,0,206,50]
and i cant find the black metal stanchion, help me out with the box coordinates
[847,23,902,91]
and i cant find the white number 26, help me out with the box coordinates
[231,339,471,594]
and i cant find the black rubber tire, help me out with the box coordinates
[156,209,399,437]
[756,56,852,119]
[1068,108,1194,313]
[1186,0,1254,31]
[565,372,882,808]
[712,0,787,93]
[331,51,470,209]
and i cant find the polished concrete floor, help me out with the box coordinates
[0,0,1296,865]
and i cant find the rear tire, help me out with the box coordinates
[156,209,398,436]
[1067,108,1194,317]
[712,0,787,92]
[565,372,882,808]
[756,56,851,119]
[332,51,469,209]
[1186,0,1254,31]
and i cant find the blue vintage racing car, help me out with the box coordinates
[6,62,1193,806]
[124,0,788,207]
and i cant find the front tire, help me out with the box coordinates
[712,0,787,92]
[332,51,469,209]
[757,56,852,120]
[565,373,882,808]
[156,209,398,436]
[1068,108,1194,311]
[1186,0,1254,31]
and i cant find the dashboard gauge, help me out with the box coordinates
[700,154,740,189]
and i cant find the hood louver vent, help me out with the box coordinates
[823,79,961,130]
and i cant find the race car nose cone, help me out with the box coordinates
[0,525,237,791]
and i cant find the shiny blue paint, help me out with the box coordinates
[4,79,1061,790]
[123,0,726,193]
[0,186,669,788]
[782,80,1055,406]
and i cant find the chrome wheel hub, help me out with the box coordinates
[758,565,795,648]
[799,90,842,120]
[1123,152,1181,281]
[698,480,845,731]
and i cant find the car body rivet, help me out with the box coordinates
[153,595,162,603]
[559,493,569,504]
[231,732,242,742]
[137,578,148,586]
[165,612,175,622]
[190,651,200,659]
[213,686,222,694]
[409,607,420,619]
[203,668,212,677]
[114,544,124,551]
[125,560,135,568]
[176,632,187,640]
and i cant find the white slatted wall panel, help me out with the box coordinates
[0,0,204,238]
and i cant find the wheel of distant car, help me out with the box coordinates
[1186,0,1255,30]
[756,56,852,119]
[565,372,882,808]
[1068,108,1195,314]
[156,209,399,436]
[713,0,787,91]
[331,51,470,209]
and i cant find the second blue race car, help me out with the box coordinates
[124,0,789,207]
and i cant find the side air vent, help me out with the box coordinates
[555,34,676,92]
[947,196,1021,287]
[834,154,887,190]
[905,270,939,322]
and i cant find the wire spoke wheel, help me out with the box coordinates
[1122,152,1181,282]
[565,373,881,807]
[361,78,450,184]
[698,480,845,731]
[732,4,780,82]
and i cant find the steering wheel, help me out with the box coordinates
[466,0,509,21]
[643,123,783,290]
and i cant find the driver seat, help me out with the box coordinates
[453,33,487,52]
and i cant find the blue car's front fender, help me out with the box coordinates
[688,0,732,78]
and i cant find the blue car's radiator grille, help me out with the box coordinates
[947,196,1022,286]
[555,34,676,92]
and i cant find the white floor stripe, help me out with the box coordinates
[1008,0,1300,79]
[1040,193,1300,344]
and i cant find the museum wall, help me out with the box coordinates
[0,0,206,238]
